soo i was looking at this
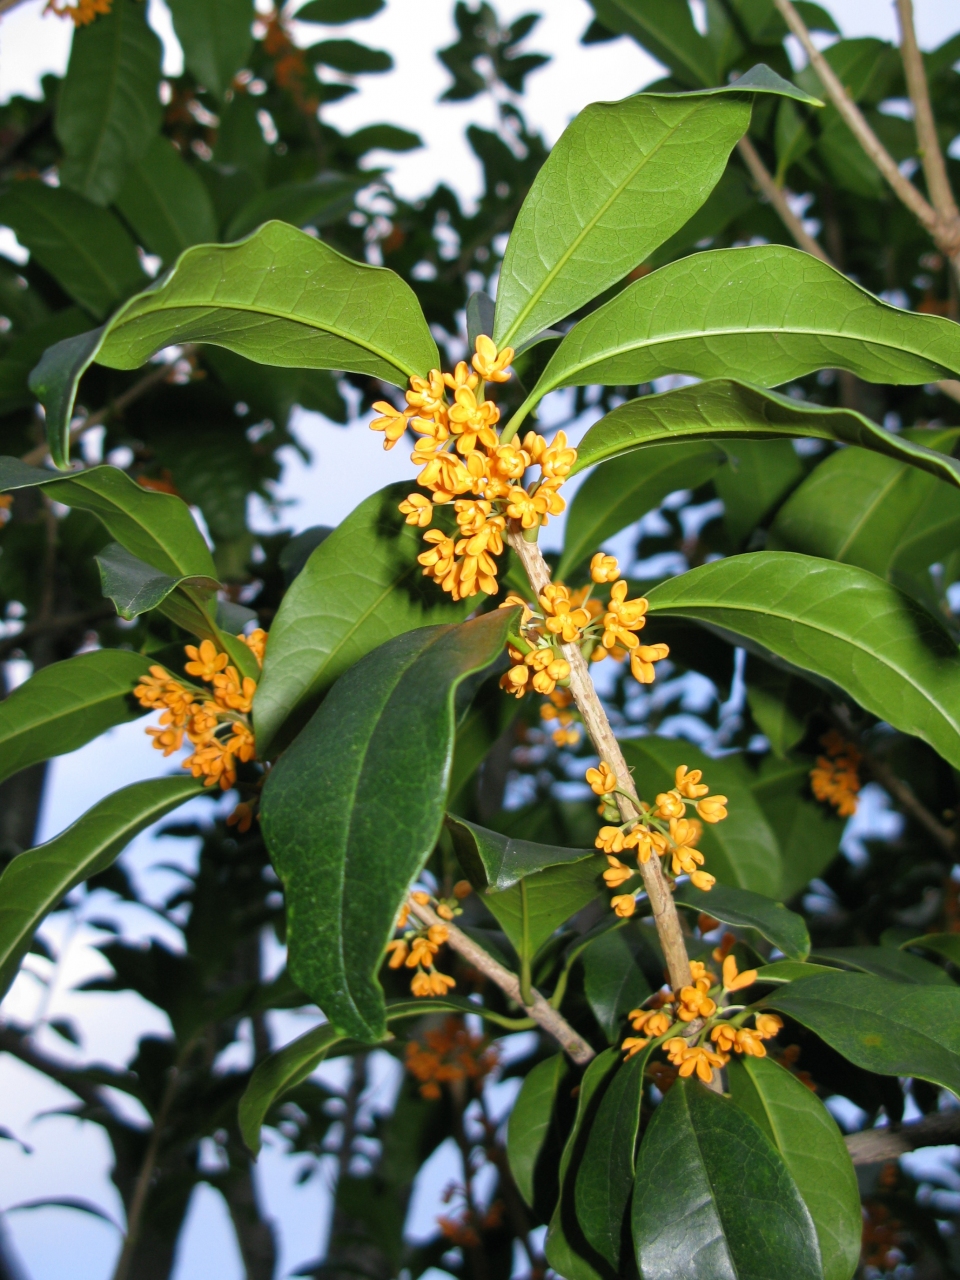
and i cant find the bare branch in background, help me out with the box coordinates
[736,136,830,262]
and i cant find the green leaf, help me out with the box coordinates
[902,933,960,966]
[0,459,217,579]
[620,737,782,896]
[446,815,603,957]
[810,946,953,985]
[252,484,472,756]
[114,137,218,264]
[728,1057,860,1280]
[766,972,960,1093]
[507,1053,566,1207]
[750,756,844,899]
[167,0,254,100]
[556,441,726,581]
[545,1047,619,1280]
[0,182,144,320]
[745,661,812,759]
[342,124,422,155]
[260,610,516,1042]
[587,0,717,89]
[0,309,92,416]
[715,439,805,548]
[576,1047,649,1268]
[55,0,162,206]
[526,251,960,412]
[310,38,392,73]
[646,552,960,770]
[582,925,652,1043]
[755,960,840,983]
[296,0,385,20]
[0,776,202,999]
[0,650,152,786]
[571,379,960,489]
[674,883,810,961]
[495,79,776,351]
[30,222,437,466]
[95,542,219,621]
[224,174,365,242]
[632,1078,822,1280]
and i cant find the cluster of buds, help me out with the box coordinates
[622,956,783,1086]
[371,336,577,601]
[45,0,112,26]
[810,729,861,817]
[588,762,728,913]
[387,894,457,997]
[404,1016,499,1100]
[133,633,266,809]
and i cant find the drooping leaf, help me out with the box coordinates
[674,882,810,960]
[902,933,960,966]
[252,484,473,755]
[493,72,818,352]
[29,222,438,466]
[0,182,144,320]
[809,946,953,985]
[581,925,652,1043]
[507,1053,566,1207]
[646,552,960,770]
[766,972,960,1092]
[556,440,726,581]
[524,252,960,413]
[750,756,844,899]
[0,650,152,786]
[620,737,782,896]
[728,1057,860,1280]
[632,1078,822,1280]
[0,776,202,999]
[260,610,516,1042]
[224,175,365,241]
[167,0,254,100]
[114,137,218,264]
[55,0,163,206]
[570,379,960,488]
[0,309,92,416]
[95,542,219,621]
[576,1047,650,1269]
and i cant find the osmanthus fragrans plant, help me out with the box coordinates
[7,57,960,1280]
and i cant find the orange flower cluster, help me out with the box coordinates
[810,729,861,816]
[403,1017,499,1100]
[133,632,266,792]
[260,7,320,117]
[387,896,457,998]
[45,0,111,25]
[437,1201,504,1250]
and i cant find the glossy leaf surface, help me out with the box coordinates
[582,924,652,1043]
[674,882,810,960]
[446,813,596,891]
[167,0,254,99]
[95,542,219,621]
[750,756,844,900]
[260,609,516,1042]
[507,1053,565,1207]
[646,552,960,770]
[0,776,202,999]
[632,1078,822,1280]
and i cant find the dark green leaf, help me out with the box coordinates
[295,0,384,20]
[620,737,782,896]
[715,439,805,548]
[342,124,422,155]
[745,661,812,759]
[582,925,651,1042]
[167,0,254,100]
[260,610,516,1042]
[310,38,392,72]
[647,553,960,770]
[95,541,219,621]
[766,972,960,1092]
[224,175,364,241]
[0,776,202,999]
[0,650,152,786]
[571,379,960,489]
[586,0,716,88]
[750,756,844,899]
[0,182,144,320]
[674,883,810,960]
[253,484,472,756]
[632,1078,822,1280]
[729,1057,860,1280]
[114,137,218,264]
[446,813,597,891]
[0,309,91,416]
[755,960,840,983]
[902,933,960,965]
[810,946,952,985]
[507,1053,566,1207]
[55,0,162,206]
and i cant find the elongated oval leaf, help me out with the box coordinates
[728,1057,860,1280]
[29,222,438,466]
[674,882,810,960]
[115,137,218,265]
[750,755,845,899]
[96,542,219,621]
[0,650,152,786]
[0,776,202,999]
[756,960,840,983]
[446,813,597,891]
[766,972,960,1093]
[224,175,364,242]
[632,1078,822,1280]
[493,72,818,351]
[582,925,652,1043]
[522,249,960,412]
[167,0,254,100]
[647,552,960,769]
[507,1052,566,1207]
[571,378,960,490]
[556,440,726,580]
[253,484,471,756]
[810,945,952,985]
[620,737,782,896]
[55,0,162,207]
[260,609,516,1042]
[903,933,960,965]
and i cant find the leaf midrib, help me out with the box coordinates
[28,196,123,306]
[78,4,126,194]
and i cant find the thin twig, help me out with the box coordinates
[407,896,595,1065]
[894,0,959,232]
[864,750,955,854]
[736,137,830,262]
[507,528,692,992]
[846,1111,960,1165]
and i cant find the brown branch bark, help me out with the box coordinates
[506,528,692,993]
[736,137,830,262]
[894,0,959,229]
[846,1111,960,1164]
[407,896,595,1065]
[0,0,35,15]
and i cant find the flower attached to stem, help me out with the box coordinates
[810,729,862,816]
[389,894,458,998]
